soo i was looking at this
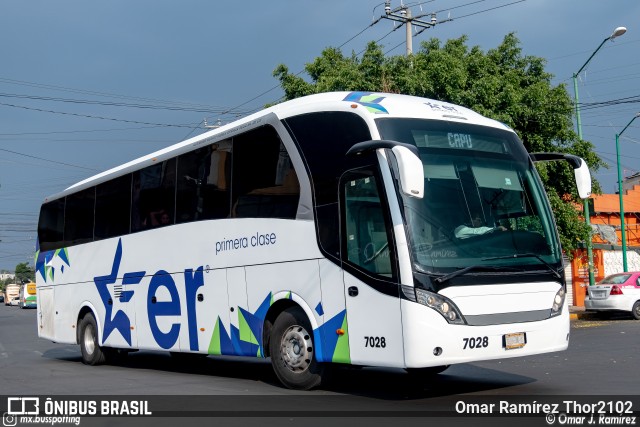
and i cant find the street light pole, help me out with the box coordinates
[571,26,626,287]
[615,113,640,272]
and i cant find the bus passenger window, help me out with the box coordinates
[95,174,132,240]
[38,198,65,252]
[176,141,231,223]
[231,126,299,219]
[342,172,393,278]
[131,158,176,232]
[63,187,95,246]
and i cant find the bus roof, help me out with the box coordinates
[43,91,512,203]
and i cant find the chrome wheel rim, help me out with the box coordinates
[280,325,312,372]
[83,324,95,356]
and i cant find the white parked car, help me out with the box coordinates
[584,272,640,319]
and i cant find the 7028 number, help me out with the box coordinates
[364,336,386,348]
[463,336,488,349]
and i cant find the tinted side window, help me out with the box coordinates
[95,174,132,240]
[38,198,65,252]
[284,112,372,259]
[132,158,176,232]
[63,187,95,246]
[232,126,299,219]
[176,141,231,223]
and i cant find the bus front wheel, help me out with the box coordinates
[79,313,107,365]
[269,307,325,390]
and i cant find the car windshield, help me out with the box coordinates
[376,118,562,276]
[599,274,631,285]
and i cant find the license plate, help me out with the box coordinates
[504,332,526,350]
[592,290,606,299]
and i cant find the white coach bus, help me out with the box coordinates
[36,92,591,390]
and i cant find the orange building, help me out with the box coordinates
[571,176,640,306]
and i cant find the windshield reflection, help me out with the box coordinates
[376,118,562,276]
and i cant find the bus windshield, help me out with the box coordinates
[376,118,562,276]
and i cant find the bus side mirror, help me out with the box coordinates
[346,140,424,199]
[530,152,592,199]
[392,145,424,199]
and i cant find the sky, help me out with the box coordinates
[1,0,639,271]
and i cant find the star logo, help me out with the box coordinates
[93,239,146,346]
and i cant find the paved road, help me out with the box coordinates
[0,306,638,426]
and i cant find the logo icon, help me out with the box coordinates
[4,397,40,426]
[2,413,17,427]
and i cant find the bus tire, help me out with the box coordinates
[269,307,325,390]
[79,313,107,366]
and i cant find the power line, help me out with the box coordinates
[0,76,237,111]
[434,0,488,14]
[0,148,98,172]
[0,125,167,137]
[380,0,527,55]
[452,0,526,20]
[0,92,252,115]
[0,101,201,128]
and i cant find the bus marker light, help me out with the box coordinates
[336,329,345,336]
[200,328,205,332]
[350,104,358,109]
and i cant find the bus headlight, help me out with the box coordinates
[414,288,466,325]
[550,287,565,317]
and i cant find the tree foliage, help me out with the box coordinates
[14,262,35,283]
[273,33,604,256]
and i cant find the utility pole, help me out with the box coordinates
[375,0,449,56]
[405,8,412,56]
[204,118,223,129]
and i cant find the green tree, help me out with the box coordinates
[273,34,604,256]
[14,262,35,283]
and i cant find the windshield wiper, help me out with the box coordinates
[481,253,562,280]
[433,265,517,284]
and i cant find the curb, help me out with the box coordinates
[569,310,598,321]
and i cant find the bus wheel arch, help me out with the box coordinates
[266,303,326,390]
[76,306,96,344]
[262,299,300,359]
[78,311,108,365]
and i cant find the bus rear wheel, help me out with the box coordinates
[79,313,107,365]
[269,307,325,390]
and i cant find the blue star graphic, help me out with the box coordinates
[93,239,145,346]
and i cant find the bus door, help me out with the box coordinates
[340,168,404,366]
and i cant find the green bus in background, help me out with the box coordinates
[19,282,37,309]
